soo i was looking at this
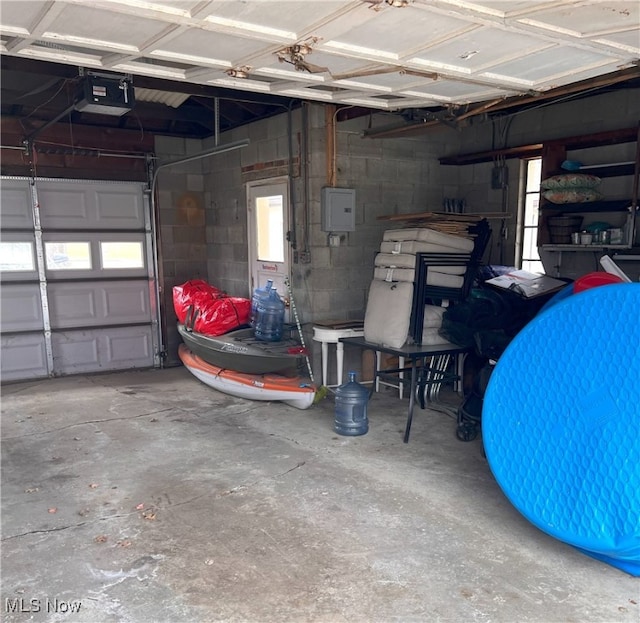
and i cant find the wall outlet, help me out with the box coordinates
[299,251,311,263]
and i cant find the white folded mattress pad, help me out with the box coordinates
[375,252,466,275]
[382,227,474,252]
[374,267,464,288]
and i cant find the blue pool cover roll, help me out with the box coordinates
[482,283,640,576]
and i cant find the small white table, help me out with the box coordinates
[312,323,365,388]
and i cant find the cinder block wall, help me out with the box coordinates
[155,90,638,374]
[153,136,208,366]
[200,103,462,381]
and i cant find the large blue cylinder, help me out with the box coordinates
[334,371,369,436]
[250,279,273,328]
[254,287,285,342]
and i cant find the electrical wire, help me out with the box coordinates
[18,78,78,130]
[331,105,355,187]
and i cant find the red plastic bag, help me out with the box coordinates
[192,297,251,336]
[173,280,225,324]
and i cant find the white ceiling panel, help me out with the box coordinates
[152,28,273,64]
[0,1,50,32]
[483,46,623,84]
[0,0,637,112]
[200,1,352,34]
[419,26,554,72]
[515,2,640,36]
[595,30,640,54]
[42,5,168,47]
[321,7,474,57]
[402,79,509,101]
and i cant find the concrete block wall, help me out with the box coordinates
[155,89,637,377]
[199,103,460,381]
[154,135,208,366]
[305,107,463,379]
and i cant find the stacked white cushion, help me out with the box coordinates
[374,266,414,283]
[383,227,474,252]
[375,252,415,268]
[364,279,413,349]
[380,240,465,255]
[365,228,472,348]
[373,267,464,288]
[375,252,465,275]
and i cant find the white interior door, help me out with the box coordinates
[247,178,291,318]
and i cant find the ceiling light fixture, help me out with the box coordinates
[386,0,410,7]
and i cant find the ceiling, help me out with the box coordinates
[1,0,639,140]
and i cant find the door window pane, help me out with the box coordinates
[45,242,91,270]
[0,242,35,271]
[256,195,284,262]
[100,242,144,269]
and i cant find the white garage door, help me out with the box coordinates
[1,177,160,381]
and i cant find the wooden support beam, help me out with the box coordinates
[440,127,638,166]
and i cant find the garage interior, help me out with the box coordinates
[1,1,640,622]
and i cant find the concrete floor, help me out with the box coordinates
[1,366,638,623]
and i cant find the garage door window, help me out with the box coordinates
[0,241,34,271]
[100,241,144,269]
[45,242,92,270]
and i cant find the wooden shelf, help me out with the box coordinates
[540,199,633,213]
[579,162,635,178]
[538,125,639,246]
[542,244,630,251]
[378,211,510,221]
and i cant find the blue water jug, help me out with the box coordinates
[334,371,369,436]
[250,279,273,328]
[254,287,285,342]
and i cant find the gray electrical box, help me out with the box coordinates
[321,187,356,232]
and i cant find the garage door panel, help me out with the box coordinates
[48,285,97,326]
[106,332,152,362]
[48,281,150,328]
[1,334,48,381]
[0,284,44,332]
[96,190,145,227]
[102,284,150,319]
[52,327,153,374]
[0,179,33,229]
[38,188,88,225]
[53,333,99,367]
[38,181,145,230]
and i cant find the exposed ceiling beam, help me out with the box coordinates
[362,66,640,139]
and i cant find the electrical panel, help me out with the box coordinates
[321,187,356,232]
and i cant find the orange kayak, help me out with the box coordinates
[178,344,316,410]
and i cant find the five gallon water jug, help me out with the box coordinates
[250,279,273,327]
[254,287,285,342]
[334,371,369,436]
